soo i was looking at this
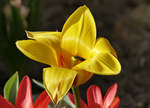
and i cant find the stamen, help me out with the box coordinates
[74,56,85,61]
[71,56,85,67]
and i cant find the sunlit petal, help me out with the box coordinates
[26,31,61,52]
[61,5,96,59]
[93,37,117,58]
[104,83,118,107]
[74,53,121,75]
[43,67,77,104]
[0,96,14,108]
[73,69,93,86]
[26,31,61,39]
[16,40,58,66]
[16,76,33,108]
[87,85,103,108]
[34,90,51,108]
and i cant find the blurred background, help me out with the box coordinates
[0,0,150,108]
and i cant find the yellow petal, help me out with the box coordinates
[74,69,93,86]
[16,40,58,66]
[61,5,96,59]
[26,31,61,39]
[26,31,61,52]
[93,37,117,58]
[74,53,121,75]
[43,67,77,104]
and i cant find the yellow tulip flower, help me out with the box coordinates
[16,5,121,104]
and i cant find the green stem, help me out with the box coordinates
[72,86,81,108]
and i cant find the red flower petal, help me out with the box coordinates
[68,93,88,108]
[0,95,14,108]
[109,97,120,108]
[16,76,33,108]
[103,83,118,107]
[87,85,103,108]
[34,90,51,108]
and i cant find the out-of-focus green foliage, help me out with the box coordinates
[27,0,41,29]
[4,72,19,104]
[32,79,44,89]
[0,0,41,76]
[64,95,75,108]
[9,5,25,42]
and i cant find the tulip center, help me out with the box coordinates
[58,53,64,67]
[71,56,85,67]
[58,52,85,69]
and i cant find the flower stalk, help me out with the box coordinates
[72,86,81,108]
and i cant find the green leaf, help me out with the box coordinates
[32,79,44,89]
[64,94,75,108]
[4,72,19,104]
